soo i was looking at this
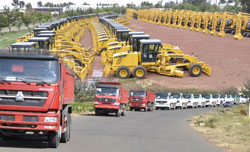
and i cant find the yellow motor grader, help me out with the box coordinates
[104,39,211,79]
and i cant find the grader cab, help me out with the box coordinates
[105,39,211,79]
[10,42,37,53]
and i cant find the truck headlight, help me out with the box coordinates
[142,104,145,106]
[44,117,57,122]
[94,102,99,105]
[113,102,120,106]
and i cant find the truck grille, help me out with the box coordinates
[97,98,116,102]
[0,90,48,106]
[156,101,167,104]
[131,98,143,102]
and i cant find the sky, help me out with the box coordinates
[0,0,219,8]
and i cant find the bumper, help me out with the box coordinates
[94,104,119,110]
[155,103,170,108]
[0,111,60,131]
[129,103,146,108]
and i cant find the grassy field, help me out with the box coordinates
[189,104,250,152]
[72,102,95,114]
[0,29,29,49]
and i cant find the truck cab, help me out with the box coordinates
[184,94,198,108]
[219,94,226,104]
[155,92,173,110]
[94,81,128,117]
[129,90,155,112]
[10,42,37,53]
[0,53,75,148]
[225,94,234,103]
[171,93,187,109]
[194,94,205,108]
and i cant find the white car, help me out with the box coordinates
[171,93,187,109]
[194,94,205,108]
[183,94,198,108]
[155,92,173,110]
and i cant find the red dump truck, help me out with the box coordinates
[94,81,128,117]
[0,54,75,148]
[129,90,155,111]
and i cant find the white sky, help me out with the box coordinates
[0,0,219,8]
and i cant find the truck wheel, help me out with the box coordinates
[155,107,159,110]
[116,66,130,79]
[95,109,99,116]
[100,47,107,55]
[60,118,69,143]
[67,114,71,142]
[48,131,60,148]
[133,66,147,79]
[116,109,121,117]
[74,59,83,67]
[129,107,133,111]
[121,105,126,116]
[189,64,202,77]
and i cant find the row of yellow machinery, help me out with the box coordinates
[11,15,99,80]
[126,8,250,40]
[90,13,211,79]
[11,12,212,80]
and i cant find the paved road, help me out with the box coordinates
[0,108,223,152]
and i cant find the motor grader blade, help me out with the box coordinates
[157,65,184,77]
[200,63,212,76]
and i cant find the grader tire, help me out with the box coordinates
[116,66,130,79]
[100,47,107,55]
[182,59,190,70]
[133,66,147,79]
[189,64,202,77]
[74,59,83,67]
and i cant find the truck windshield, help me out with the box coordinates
[171,94,180,99]
[183,94,191,99]
[156,93,169,99]
[226,95,231,98]
[202,95,210,99]
[130,91,146,97]
[0,58,58,83]
[220,95,225,98]
[194,95,200,99]
[96,87,119,96]
[212,95,219,98]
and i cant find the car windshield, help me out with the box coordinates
[202,95,210,99]
[0,58,58,83]
[171,94,180,99]
[212,95,219,98]
[130,91,146,97]
[156,93,169,99]
[96,87,119,96]
[194,95,200,99]
[183,94,191,99]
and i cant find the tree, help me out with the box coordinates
[241,80,250,98]
[2,6,15,32]
[37,1,43,7]
[12,0,25,8]
[0,14,8,35]
[220,0,250,13]
[183,0,207,6]
[22,10,32,31]
[25,2,32,10]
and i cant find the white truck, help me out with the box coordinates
[203,94,215,107]
[183,94,198,108]
[155,92,173,110]
[194,94,205,108]
[225,94,234,104]
[219,94,226,104]
[172,93,188,109]
[212,94,221,106]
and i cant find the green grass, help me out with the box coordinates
[72,102,94,114]
[190,104,250,152]
[0,29,30,49]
